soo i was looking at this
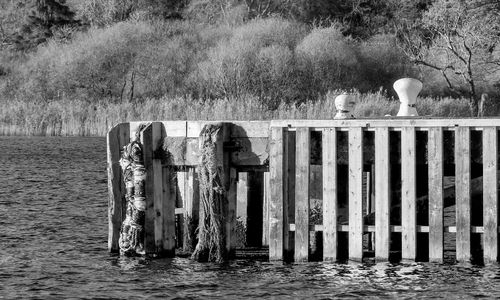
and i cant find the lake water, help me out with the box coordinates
[2,136,500,299]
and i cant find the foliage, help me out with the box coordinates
[357,34,416,93]
[295,24,359,97]
[15,21,156,101]
[195,17,307,106]
[76,0,138,27]
[14,0,78,51]
[3,1,500,119]
[0,1,30,48]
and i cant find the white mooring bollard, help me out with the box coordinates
[334,93,355,119]
[394,78,422,117]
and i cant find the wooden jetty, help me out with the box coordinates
[108,118,500,264]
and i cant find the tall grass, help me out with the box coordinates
[0,92,477,136]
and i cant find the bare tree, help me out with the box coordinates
[398,0,500,116]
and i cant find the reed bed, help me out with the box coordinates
[0,92,476,136]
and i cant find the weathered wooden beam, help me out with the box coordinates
[220,124,238,258]
[165,137,269,166]
[162,166,176,254]
[107,123,130,253]
[428,127,444,263]
[262,172,270,247]
[187,121,271,138]
[401,127,417,261]
[295,127,310,262]
[183,168,199,252]
[270,118,500,129]
[456,126,471,263]
[141,123,156,255]
[150,122,166,255]
[322,128,338,261]
[375,127,390,261]
[348,127,363,262]
[483,127,498,264]
[269,127,287,260]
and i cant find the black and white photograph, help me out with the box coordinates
[2,0,500,299]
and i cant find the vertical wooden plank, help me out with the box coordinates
[141,124,156,255]
[295,127,310,262]
[262,172,270,246]
[119,124,130,215]
[285,131,295,260]
[323,128,338,261]
[455,126,471,263]
[226,167,238,255]
[269,127,286,260]
[483,127,498,264]
[375,127,390,261]
[151,122,164,255]
[220,124,237,257]
[401,126,417,261]
[107,123,129,253]
[428,127,444,263]
[177,170,186,246]
[348,127,363,261]
[162,166,177,255]
[182,168,199,252]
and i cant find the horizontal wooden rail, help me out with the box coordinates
[270,118,500,129]
[288,224,495,233]
[285,126,489,132]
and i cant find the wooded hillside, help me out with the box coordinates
[1,0,499,117]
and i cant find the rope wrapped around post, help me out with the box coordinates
[118,125,147,256]
[191,123,227,262]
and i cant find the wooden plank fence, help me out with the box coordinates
[108,119,500,264]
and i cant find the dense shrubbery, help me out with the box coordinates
[2,17,414,107]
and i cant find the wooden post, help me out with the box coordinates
[183,168,200,251]
[107,123,130,253]
[286,130,295,260]
[455,126,471,263]
[295,127,310,262]
[348,127,363,261]
[227,167,238,255]
[141,122,166,255]
[141,124,155,254]
[176,170,186,248]
[162,166,176,254]
[428,127,444,263]
[269,127,287,260]
[221,123,238,257]
[151,122,167,255]
[322,128,338,261]
[262,172,270,247]
[375,127,390,261]
[483,127,498,264]
[401,127,417,261]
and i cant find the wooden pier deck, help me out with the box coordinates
[108,118,500,264]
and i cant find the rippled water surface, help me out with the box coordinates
[2,136,500,299]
